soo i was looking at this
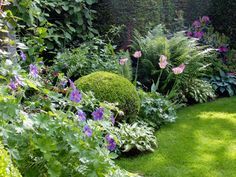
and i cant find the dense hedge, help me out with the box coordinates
[75,71,140,120]
[210,0,236,47]
[94,0,175,47]
[0,143,22,177]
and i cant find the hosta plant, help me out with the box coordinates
[209,71,236,97]
[180,79,216,103]
[111,121,157,153]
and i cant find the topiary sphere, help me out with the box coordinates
[75,71,140,120]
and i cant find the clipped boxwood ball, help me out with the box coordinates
[75,71,140,120]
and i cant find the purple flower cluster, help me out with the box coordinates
[20,51,26,61]
[83,125,92,137]
[186,16,211,39]
[105,134,116,151]
[70,89,82,103]
[77,109,86,121]
[8,76,24,91]
[29,64,39,78]
[69,79,82,103]
[218,45,229,53]
[92,107,104,121]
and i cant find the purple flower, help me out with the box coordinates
[70,89,82,103]
[9,80,17,90]
[192,20,201,28]
[92,107,104,121]
[20,51,26,61]
[193,31,204,39]
[105,134,116,151]
[29,64,39,78]
[69,79,76,90]
[201,16,210,23]
[83,125,92,137]
[110,113,115,125]
[15,76,24,86]
[77,109,86,121]
[218,45,229,53]
[186,31,193,38]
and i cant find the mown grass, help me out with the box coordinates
[117,97,236,177]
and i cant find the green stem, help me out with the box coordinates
[155,69,163,91]
[134,59,140,86]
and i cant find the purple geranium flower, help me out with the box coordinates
[193,31,204,39]
[77,109,86,121]
[201,16,210,23]
[110,113,115,125]
[186,31,193,38]
[70,89,82,103]
[9,80,18,90]
[192,20,201,28]
[29,64,39,78]
[15,76,24,86]
[92,107,104,121]
[218,45,229,53]
[69,79,76,90]
[83,125,92,137]
[105,134,116,151]
[20,51,26,61]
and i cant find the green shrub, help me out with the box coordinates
[75,72,140,120]
[0,143,22,177]
[139,91,176,129]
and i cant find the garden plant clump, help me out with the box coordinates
[0,0,236,177]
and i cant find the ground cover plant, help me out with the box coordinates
[117,97,236,177]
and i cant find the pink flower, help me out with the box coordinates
[201,16,210,23]
[133,51,142,58]
[192,20,201,28]
[119,58,128,65]
[159,55,168,69]
[172,64,186,75]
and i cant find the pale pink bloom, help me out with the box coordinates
[119,58,129,65]
[133,51,142,58]
[172,63,186,75]
[159,55,168,69]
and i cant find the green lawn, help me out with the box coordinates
[117,97,236,177]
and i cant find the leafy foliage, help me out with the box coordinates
[53,38,130,80]
[75,71,141,121]
[139,91,176,129]
[111,121,157,153]
[133,25,216,97]
[0,143,22,177]
[10,0,98,55]
[180,79,216,103]
[209,71,236,97]
[0,7,139,176]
